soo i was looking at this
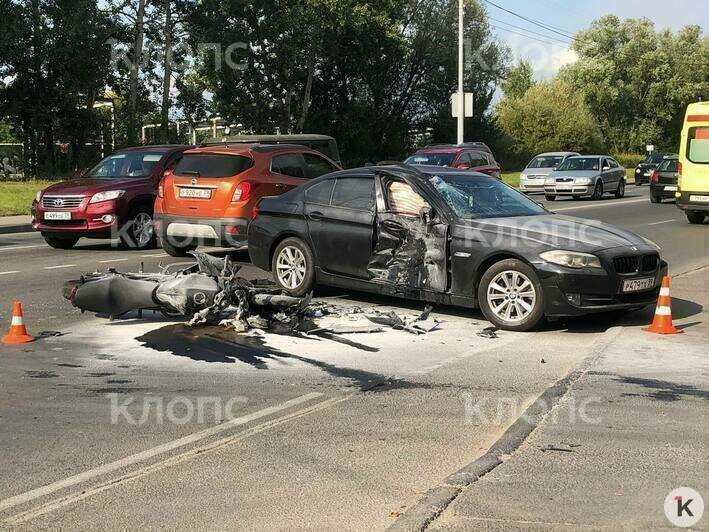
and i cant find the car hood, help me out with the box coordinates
[42,177,148,196]
[548,170,599,179]
[454,214,652,253]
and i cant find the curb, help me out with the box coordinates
[0,224,32,235]
[386,325,624,532]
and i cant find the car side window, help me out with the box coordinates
[457,152,471,166]
[469,152,488,167]
[608,158,619,169]
[305,179,334,205]
[602,158,611,170]
[331,177,374,211]
[386,181,429,216]
[303,153,338,179]
[271,153,306,178]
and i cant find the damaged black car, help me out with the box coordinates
[248,165,667,331]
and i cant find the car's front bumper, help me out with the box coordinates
[31,200,118,238]
[154,214,249,248]
[536,259,667,317]
[519,179,547,193]
[676,191,709,212]
[544,184,593,196]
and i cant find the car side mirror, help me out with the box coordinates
[79,167,89,177]
[603,165,610,170]
[419,205,434,225]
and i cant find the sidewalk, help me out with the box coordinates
[429,270,708,530]
[0,214,32,234]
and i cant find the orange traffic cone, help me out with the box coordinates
[2,301,35,344]
[643,276,683,335]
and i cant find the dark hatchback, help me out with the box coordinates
[650,156,680,203]
[634,152,676,185]
[248,165,666,331]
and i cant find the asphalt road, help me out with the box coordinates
[0,184,707,530]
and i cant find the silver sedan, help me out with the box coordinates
[544,155,626,201]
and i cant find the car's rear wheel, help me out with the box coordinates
[162,239,197,257]
[43,234,80,249]
[545,195,556,201]
[650,193,661,204]
[272,237,315,297]
[478,259,545,332]
[686,211,706,224]
[121,206,156,250]
[591,181,603,200]
[614,179,625,198]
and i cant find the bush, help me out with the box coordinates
[612,152,645,168]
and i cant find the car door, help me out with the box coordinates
[610,158,624,185]
[304,176,375,279]
[368,176,448,292]
[601,157,616,189]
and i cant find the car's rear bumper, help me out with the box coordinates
[650,183,678,199]
[676,191,709,212]
[154,213,249,248]
[537,259,667,317]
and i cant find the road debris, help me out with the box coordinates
[476,326,499,339]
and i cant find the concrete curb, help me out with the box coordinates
[386,326,624,532]
[0,224,32,235]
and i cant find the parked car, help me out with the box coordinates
[649,155,680,203]
[202,134,342,166]
[676,101,709,224]
[154,143,341,257]
[31,145,190,250]
[544,155,626,201]
[519,152,579,194]
[634,152,676,185]
[404,147,501,179]
[248,165,665,331]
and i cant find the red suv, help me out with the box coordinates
[32,145,190,249]
[404,146,501,178]
[154,143,341,256]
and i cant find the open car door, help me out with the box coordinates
[367,172,449,293]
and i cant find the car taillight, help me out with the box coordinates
[650,170,659,183]
[678,162,682,176]
[232,181,253,202]
[158,184,164,198]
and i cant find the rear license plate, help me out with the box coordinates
[689,195,709,203]
[622,277,655,293]
[179,188,212,199]
[44,211,71,220]
[664,185,677,191]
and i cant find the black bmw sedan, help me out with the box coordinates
[248,165,667,331]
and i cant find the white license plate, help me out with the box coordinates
[643,171,651,176]
[44,211,71,221]
[664,185,677,191]
[179,188,212,199]
[622,277,655,293]
[689,195,709,203]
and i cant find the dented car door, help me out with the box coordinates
[367,175,449,292]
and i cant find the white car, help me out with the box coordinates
[519,152,579,194]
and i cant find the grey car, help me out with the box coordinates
[519,151,579,194]
[544,155,626,201]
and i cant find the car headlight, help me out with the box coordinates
[35,191,43,203]
[575,177,592,184]
[642,237,662,253]
[635,168,641,173]
[540,250,602,269]
[89,190,125,204]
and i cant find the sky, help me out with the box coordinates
[484,0,709,80]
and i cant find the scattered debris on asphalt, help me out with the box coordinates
[540,442,580,453]
[476,326,499,339]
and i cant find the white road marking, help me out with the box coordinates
[0,245,44,252]
[552,198,648,212]
[0,271,20,276]
[647,219,677,226]
[141,253,168,258]
[0,392,324,514]
[5,396,347,525]
[43,264,77,270]
[98,258,129,264]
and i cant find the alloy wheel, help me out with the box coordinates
[276,246,307,290]
[486,270,537,323]
[133,212,154,248]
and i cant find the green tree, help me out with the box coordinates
[560,16,709,152]
[501,60,534,99]
[496,79,604,154]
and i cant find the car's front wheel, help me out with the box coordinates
[121,206,156,250]
[545,195,556,201]
[478,259,545,332]
[272,237,315,297]
[614,179,625,198]
[43,234,80,249]
[591,181,603,200]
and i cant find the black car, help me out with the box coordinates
[650,155,680,203]
[634,152,677,185]
[248,165,667,331]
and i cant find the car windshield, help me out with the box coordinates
[526,155,564,169]
[556,157,600,171]
[404,153,456,167]
[645,153,667,164]
[87,151,165,178]
[429,173,546,219]
[658,158,679,172]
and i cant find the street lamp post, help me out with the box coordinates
[457,0,465,144]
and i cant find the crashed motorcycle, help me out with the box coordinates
[64,252,312,332]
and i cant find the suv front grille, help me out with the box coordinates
[42,195,84,209]
[613,254,660,275]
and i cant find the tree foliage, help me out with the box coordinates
[496,79,604,155]
[501,60,533,100]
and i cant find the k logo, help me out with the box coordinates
[665,487,704,527]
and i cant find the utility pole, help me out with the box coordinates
[457,0,465,144]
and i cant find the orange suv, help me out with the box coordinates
[154,143,341,256]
